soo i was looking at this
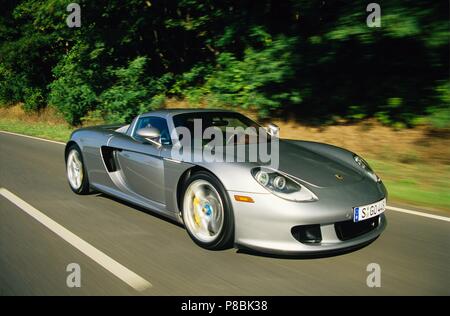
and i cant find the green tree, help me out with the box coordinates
[0,0,448,127]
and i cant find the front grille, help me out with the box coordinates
[335,216,379,241]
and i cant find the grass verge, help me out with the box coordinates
[368,159,450,212]
[0,118,73,142]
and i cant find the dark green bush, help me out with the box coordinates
[427,82,450,129]
[48,44,97,125]
[0,65,27,105]
[23,88,46,112]
[178,35,301,117]
[99,57,164,123]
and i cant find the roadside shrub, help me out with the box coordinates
[48,44,97,125]
[49,76,97,126]
[99,57,150,123]
[347,105,367,120]
[427,82,450,129]
[0,65,27,105]
[22,87,46,112]
[149,94,166,109]
[427,107,450,129]
[169,64,212,95]
[80,109,105,126]
[176,35,300,117]
[100,57,168,123]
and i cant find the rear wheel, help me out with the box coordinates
[65,144,90,195]
[181,171,234,250]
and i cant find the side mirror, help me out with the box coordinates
[266,123,280,138]
[136,127,161,147]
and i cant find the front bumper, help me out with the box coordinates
[228,181,387,255]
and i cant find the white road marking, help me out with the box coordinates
[1,130,448,222]
[387,206,450,223]
[0,188,152,291]
[0,130,65,145]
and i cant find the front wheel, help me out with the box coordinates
[181,171,235,250]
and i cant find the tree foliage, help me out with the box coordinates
[99,56,168,123]
[0,0,448,127]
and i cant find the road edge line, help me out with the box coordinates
[387,206,450,223]
[0,130,65,145]
[0,187,152,291]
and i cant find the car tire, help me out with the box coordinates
[65,144,91,195]
[181,171,235,250]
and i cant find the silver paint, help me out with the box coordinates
[66,109,387,254]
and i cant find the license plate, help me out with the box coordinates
[353,198,386,222]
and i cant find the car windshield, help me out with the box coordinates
[172,111,269,145]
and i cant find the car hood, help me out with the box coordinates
[180,139,364,188]
[274,140,363,188]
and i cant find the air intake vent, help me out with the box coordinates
[291,224,322,244]
[335,216,379,241]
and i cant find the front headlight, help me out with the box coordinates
[251,167,318,202]
[353,154,381,182]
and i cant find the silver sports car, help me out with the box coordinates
[65,109,387,255]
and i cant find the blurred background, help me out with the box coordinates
[0,0,448,210]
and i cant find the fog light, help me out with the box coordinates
[291,224,322,244]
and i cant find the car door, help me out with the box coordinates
[109,116,172,204]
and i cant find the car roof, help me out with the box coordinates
[140,108,237,118]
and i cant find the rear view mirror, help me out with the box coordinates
[136,127,161,147]
[266,123,279,137]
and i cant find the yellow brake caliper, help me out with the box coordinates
[193,196,201,227]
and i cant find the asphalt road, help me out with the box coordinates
[0,131,449,295]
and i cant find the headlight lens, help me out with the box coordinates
[255,170,270,186]
[354,155,372,172]
[251,167,318,202]
[273,176,286,190]
[353,154,381,182]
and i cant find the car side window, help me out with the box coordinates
[133,116,172,145]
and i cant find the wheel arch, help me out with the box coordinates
[176,165,211,213]
[65,140,79,161]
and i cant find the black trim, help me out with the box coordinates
[101,146,121,172]
[335,216,379,241]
